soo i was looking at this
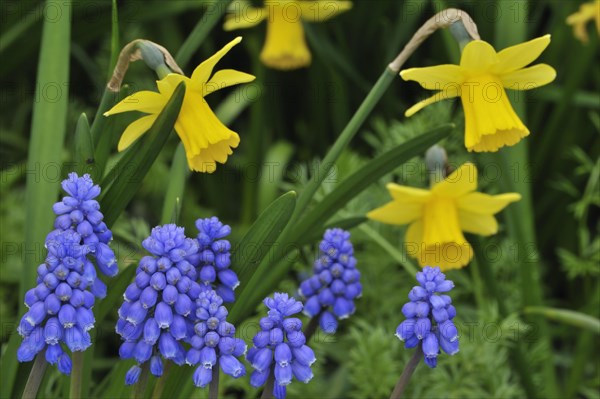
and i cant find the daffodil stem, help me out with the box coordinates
[131,363,149,399]
[69,352,84,399]
[448,21,473,51]
[260,374,275,399]
[21,351,47,399]
[389,346,423,399]
[208,365,219,399]
[175,0,233,68]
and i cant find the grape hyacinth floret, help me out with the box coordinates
[17,173,117,374]
[395,266,459,368]
[116,224,201,384]
[50,172,118,280]
[187,290,246,387]
[300,228,362,333]
[247,293,315,399]
[187,217,239,302]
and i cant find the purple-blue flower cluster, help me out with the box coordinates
[187,290,246,387]
[17,173,117,374]
[247,293,315,399]
[51,173,118,281]
[300,228,361,333]
[117,224,202,384]
[395,266,459,368]
[187,217,239,303]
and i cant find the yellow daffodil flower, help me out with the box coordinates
[566,0,600,43]
[400,36,556,152]
[367,163,521,270]
[224,0,352,70]
[104,37,255,173]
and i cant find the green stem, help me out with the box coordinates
[565,331,594,398]
[389,346,422,399]
[131,363,149,399]
[21,351,47,399]
[260,374,275,399]
[175,0,234,68]
[208,365,219,399]
[303,314,320,343]
[359,224,418,276]
[69,352,84,399]
[150,362,171,399]
[160,144,188,224]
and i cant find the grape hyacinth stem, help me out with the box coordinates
[260,374,275,399]
[389,346,423,399]
[150,362,171,399]
[22,351,47,399]
[69,352,84,399]
[303,313,321,342]
[208,365,220,399]
[131,363,149,399]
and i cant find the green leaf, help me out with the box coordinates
[289,124,453,244]
[99,82,185,226]
[95,264,136,322]
[258,141,294,213]
[73,113,95,176]
[523,307,600,335]
[231,191,297,308]
[302,216,368,245]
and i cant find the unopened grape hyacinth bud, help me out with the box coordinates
[187,217,239,302]
[187,290,246,387]
[395,266,459,368]
[300,228,362,333]
[247,293,315,399]
[116,224,201,384]
[17,173,117,374]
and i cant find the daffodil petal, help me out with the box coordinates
[500,64,556,90]
[404,220,424,261]
[117,115,158,151]
[457,192,521,214]
[386,183,431,201]
[493,35,551,73]
[298,0,352,22]
[404,88,459,117]
[460,40,499,74]
[205,69,256,96]
[223,7,266,30]
[458,209,498,236]
[260,11,311,70]
[432,163,477,197]
[156,74,190,95]
[367,201,423,225]
[104,91,166,116]
[400,65,464,90]
[191,37,243,85]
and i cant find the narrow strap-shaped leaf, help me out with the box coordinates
[288,124,453,244]
[523,307,600,335]
[74,113,95,176]
[99,82,185,226]
[228,125,451,324]
[231,191,297,304]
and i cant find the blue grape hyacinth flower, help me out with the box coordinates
[186,290,246,387]
[187,217,239,303]
[395,266,459,368]
[17,173,117,375]
[50,172,118,281]
[116,224,202,384]
[300,228,362,334]
[247,293,315,399]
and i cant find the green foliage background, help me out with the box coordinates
[0,0,598,398]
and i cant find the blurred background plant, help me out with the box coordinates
[1,0,598,398]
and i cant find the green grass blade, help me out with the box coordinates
[523,307,600,334]
[99,82,185,226]
[289,124,453,244]
[231,191,297,304]
[22,0,71,311]
[175,0,233,68]
[73,113,95,176]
